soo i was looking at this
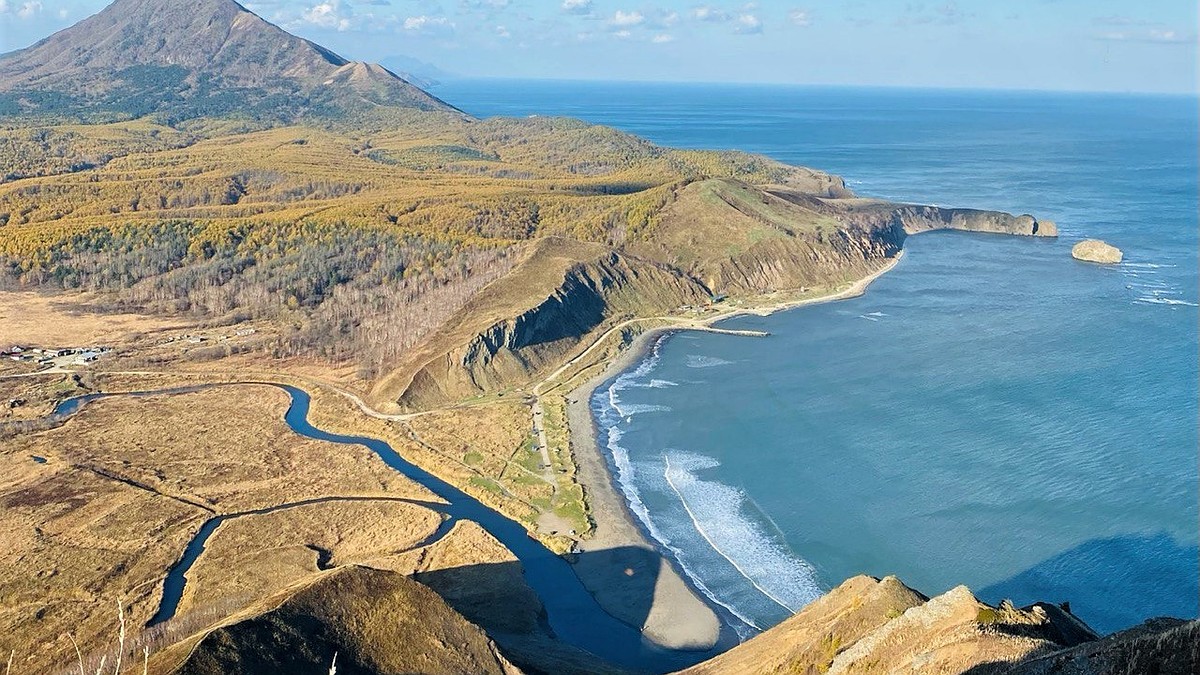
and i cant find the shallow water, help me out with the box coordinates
[440,81,1200,635]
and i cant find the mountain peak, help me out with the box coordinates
[0,0,457,121]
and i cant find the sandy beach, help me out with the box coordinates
[562,253,905,650]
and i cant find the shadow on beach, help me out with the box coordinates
[416,545,732,674]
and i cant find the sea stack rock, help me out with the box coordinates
[1071,239,1123,264]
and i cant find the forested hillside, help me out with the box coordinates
[0,111,860,379]
[0,0,1051,399]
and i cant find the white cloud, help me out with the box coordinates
[495,24,511,38]
[403,14,455,34]
[692,5,729,22]
[614,29,632,38]
[561,0,592,14]
[460,0,509,12]
[3,0,43,19]
[611,10,644,27]
[788,9,811,27]
[651,33,674,43]
[1147,29,1188,43]
[1097,28,1193,44]
[301,0,352,31]
[735,13,762,34]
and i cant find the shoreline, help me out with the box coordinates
[563,252,905,648]
[565,330,728,650]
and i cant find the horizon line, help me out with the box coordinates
[432,75,1200,99]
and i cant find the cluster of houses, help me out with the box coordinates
[2,345,111,366]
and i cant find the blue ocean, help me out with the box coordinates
[437,80,1199,636]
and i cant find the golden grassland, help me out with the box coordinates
[0,373,89,421]
[145,519,558,675]
[0,384,443,673]
[175,499,444,616]
[0,284,599,557]
[0,291,197,346]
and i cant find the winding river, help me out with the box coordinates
[53,383,730,673]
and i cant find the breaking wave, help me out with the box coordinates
[686,355,734,369]
[598,412,767,636]
[663,451,824,615]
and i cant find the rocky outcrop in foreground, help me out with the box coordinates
[682,575,1192,675]
[153,566,520,675]
[1072,239,1123,264]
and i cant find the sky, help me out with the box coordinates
[1,0,1197,93]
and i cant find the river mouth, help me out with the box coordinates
[53,383,738,673]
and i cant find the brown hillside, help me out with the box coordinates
[0,0,456,117]
[154,565,522,675]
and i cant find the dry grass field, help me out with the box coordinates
[176,499,445,616]
[0,291,194,346]
[0,384,441,673]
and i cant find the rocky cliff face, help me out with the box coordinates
[994,617,1198,675]
[679,575,1193,675]
[886,203,1057,238]
[375,241,712,410]
[698,220,905,294]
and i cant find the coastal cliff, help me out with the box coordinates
[374,176,1057,411]
[370,238,713,410]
